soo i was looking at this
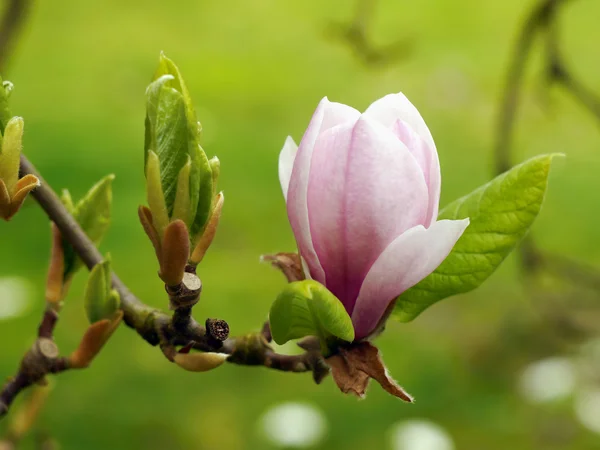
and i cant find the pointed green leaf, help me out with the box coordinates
[190,143,214,239]
[63,175,114,279]
[153,52,198,133]
[145,150,169,236]
[60,189,75,213]
[84,256,120,323]
[144,54,213,236]
[0,117,23,194]
[394,154,560,322]
[208,156,220,197]
[270,280,355,353]
[0,78,13,134]
[171,156,192,224]
[107,289,121,317]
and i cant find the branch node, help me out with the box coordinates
[37,339,59,360]
[205,318,229,348]
[166,272,202,310]
[19,339,59,384]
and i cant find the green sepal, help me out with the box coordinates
[269,280,355,355]
[84,255,120,324]
[208,156,220,198]
[171,156,192,225]
[62,175,114,280]
[60,189,75,213]
[145,150,169,236]
[394,154,561,322]
[0,117,23,194]
[0,77,13,134]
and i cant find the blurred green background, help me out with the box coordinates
[2,0,600,448]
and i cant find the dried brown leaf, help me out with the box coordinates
[326,342,413,402]
[261,252,305,282]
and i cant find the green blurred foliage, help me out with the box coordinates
[1,0,600,449]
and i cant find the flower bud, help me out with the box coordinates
[279,94,468,340]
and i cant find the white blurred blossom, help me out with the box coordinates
[0,276,34,320]
[260,402,327,448]
[574,390,600,434]
[519,357,576,403]
[389,419,455,450]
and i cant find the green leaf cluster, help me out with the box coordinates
[61,175,114,281]
[144,53,215,240]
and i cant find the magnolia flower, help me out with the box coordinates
[279,94,469,341]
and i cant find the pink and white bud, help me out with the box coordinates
[279,93,469,340]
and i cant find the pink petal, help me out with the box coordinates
[287,98,360,283]
[351,218,470,340]
[391,119,441,227]
[307,116,429,313]
[278,136,298,201]
[364,93,436,158]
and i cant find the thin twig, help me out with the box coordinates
[326,0,412,67]
[1,154,323,419]
[545,19,600,123]
[494,0,562,174]
[495,0,600,306]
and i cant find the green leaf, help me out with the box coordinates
[153,52,198,136]
[208,156,220,197]
[144,53,213,237]
[63,175,114,280]
[145,150,170,236]
[171,156,192,224]
[394,154,560,322]
[60,189,75,213]
[84,256,120,323]
[190,146,214,239]
[270,280,355,354]
[0,117,23,194]
[0,77,13,134]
